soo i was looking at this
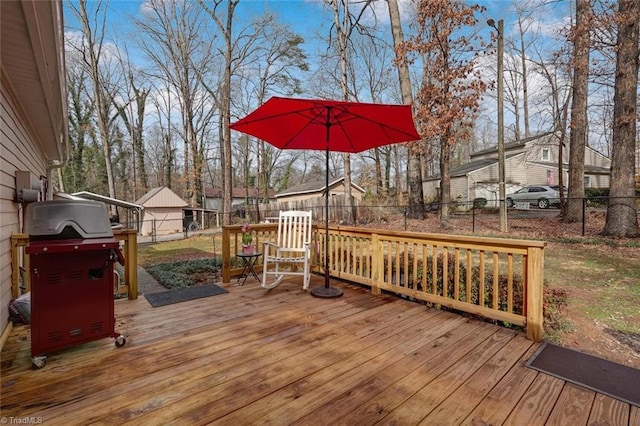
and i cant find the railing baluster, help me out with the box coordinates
[219,224,545,341]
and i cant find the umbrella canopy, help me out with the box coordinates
[229,96,420,152]
[230,96,421,298]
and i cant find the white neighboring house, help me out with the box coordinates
[1,1,68,340]
[423,132,611,206]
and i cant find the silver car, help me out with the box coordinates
[506,185,562,209]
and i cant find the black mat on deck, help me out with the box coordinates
[144,284,228,308]
[526,342,640,407]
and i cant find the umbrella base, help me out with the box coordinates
[310,286,343,298]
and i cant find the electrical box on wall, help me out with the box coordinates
[15,171,43,203]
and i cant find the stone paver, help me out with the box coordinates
[137,266,166,295]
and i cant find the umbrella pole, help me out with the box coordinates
[310,132,343,298]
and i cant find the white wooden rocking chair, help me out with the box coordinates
[262,210,312,290]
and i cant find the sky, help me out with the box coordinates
[62,0,578,148]
[63,0,572,52]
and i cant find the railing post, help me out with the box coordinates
[404,208,407,231]
[371,233,381,295]
[472,204,476,233]
[10,234,29,298]
[526,246,544,341]
[582,197,586,236]
[222,226,232,284]
[114,229,138,299]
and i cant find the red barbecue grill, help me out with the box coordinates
[25,200,126,369]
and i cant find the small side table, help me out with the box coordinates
[236,252,262,285]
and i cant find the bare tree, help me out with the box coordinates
[349,27,400,199]
[70,0,119,215]
[512,0,539,139]
[227,15,308,204]
[602,0,640,237]
[530,42,572,208]
[329,0,355,224]
[565,0,592,223]
[111,50,151,200]
[136,0,211,207]
[197,0,239,224]
[63,46,94,193]
[388,0,424,217]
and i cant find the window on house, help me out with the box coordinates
[584,176,591,187]
[541,148,550,161]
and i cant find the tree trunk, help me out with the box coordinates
[602,0,640,237]
[374,147,383,196]
[518,15,531,138]
[334,0,353,224]
[76,0,117,216]
[387,0,424,218]
[439,132,452,228]
[566,0,590,223]
[221,1,235,225]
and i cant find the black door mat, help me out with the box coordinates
[144,284,228,308]
[526,342,640,407]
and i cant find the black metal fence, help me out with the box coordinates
[391,196,640,238]
[137,195,639,243]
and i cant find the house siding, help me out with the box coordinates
[140,208,184,236]
[585,147,611,169]
[137,187,187,235]
[430,134,612,204]
[450,178,469,202]
[509,155,530,186]
[423,180,439,199]
[277,182,364,204]
[1,76,48,330]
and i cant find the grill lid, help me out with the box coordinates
[24,200,114,239]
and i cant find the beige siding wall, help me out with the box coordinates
[585,147,611,169]
[140,208,184,235]
[422,180,439,199]
[278,183,364,204]
[509,156,530,185]
[523,138,569,163]
[585,174,610,188]
[477,162,499,183]
[1,77,47,330]
[450,177,469,201]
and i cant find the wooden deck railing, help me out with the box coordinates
[222,224,546,341]
[10,230,138,300]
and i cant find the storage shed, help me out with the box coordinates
[136,187,188,236]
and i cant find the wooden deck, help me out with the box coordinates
[1,276,638,425]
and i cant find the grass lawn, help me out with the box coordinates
[138,234,221,267]
[544,241,640,357]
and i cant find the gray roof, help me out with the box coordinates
[471,131,556,157]
[135,187,164,205]
[276,177,365,197]
[426,152,526,181]
[450,158,497,177]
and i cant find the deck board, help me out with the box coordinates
[1,275,636,425]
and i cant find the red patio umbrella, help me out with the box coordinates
[230,96,421,298]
